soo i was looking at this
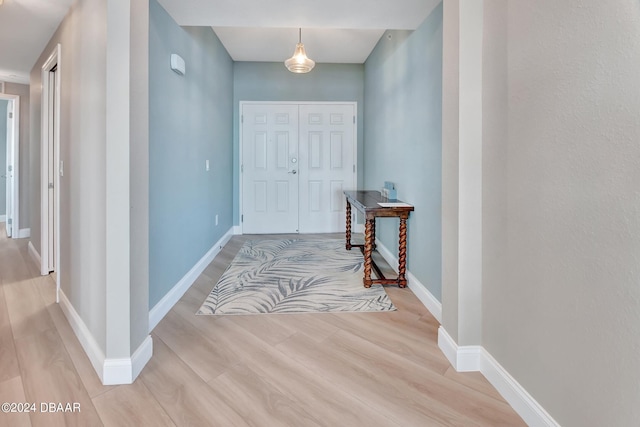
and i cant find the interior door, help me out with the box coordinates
[298,104,356,233]
[242,104,300,233]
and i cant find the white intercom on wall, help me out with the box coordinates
[170,54,186,76]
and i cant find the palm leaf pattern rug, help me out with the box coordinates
[197,239,396,314]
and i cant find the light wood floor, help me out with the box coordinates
[0,224,526,426]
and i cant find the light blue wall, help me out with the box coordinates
[0,100,7,217]
[363,4,443,300]
[232,62,364,224]
[149,0,234,307]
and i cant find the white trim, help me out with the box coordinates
[374,239,442,323]
[437,326,481,371]
[233,225,242,235]
[148,227,234,331]
[28,241,41,270]
[480,349,561,427]
[17,228,30,238]
[437,326,560,427]
[0,215,5,222]
[59,290,107,383]
[59,290,154,385]
[103,336,153,385]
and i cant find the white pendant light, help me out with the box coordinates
[285,28,315,73]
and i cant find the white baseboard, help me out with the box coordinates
[27,241,42,272]
[148,227,234,331]
[438,326,560,427]
[437,326,482,372]
[103,336,153,385]
[18,228,30,238]
[374,239,442,323]
[59,290,106,383]
[233,225,242,235]
[0,215,5,222]
[59,290,153,385]
[481,349,560,427]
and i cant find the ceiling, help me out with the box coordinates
[0,0,440,85]
[0,0,74,84]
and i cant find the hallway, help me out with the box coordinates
[0,225,525,426]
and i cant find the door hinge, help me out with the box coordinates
[8,112,13,119]
[353,165,356,173]
[7,218,12,225]
[241,115,244,123]
[241,164,244,173]
[353,116,355,124]
[241,214,244,223]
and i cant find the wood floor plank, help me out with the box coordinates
[227,313,298,346]
[92,381,175,427]
[325,330,527,426]
[208,362,323,427]
[318,311,451,373]
[267,313,340,343]
[237,345,402,427]
[139,336,249,427]
[4,278,55,340]
[152,311,238,382]
[0,287,20,383]
[443,366,506,402]
[14,328,102,427]
[276,332,474,427]
[0,376,32,427]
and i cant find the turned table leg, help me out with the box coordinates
[363,218,374,288]
[397,217,408,288]
[345,200,352,250]
[371,218,377,251]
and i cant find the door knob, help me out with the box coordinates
[288,170,297,175]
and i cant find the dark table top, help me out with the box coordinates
[344,190,414,216]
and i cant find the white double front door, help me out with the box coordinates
[241,102,356,234]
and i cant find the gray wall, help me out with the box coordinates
[31,0,109,351]
[482,0,640,425]
[232,62,365,225]
[0,100,6,217]
[149,0,234,308]
[363,5,443,300]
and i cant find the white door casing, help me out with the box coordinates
[240,102,357,234]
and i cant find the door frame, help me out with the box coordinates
[40,44,62,299]
[0,93,20,237]
[238,101,358,234]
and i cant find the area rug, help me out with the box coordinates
[197,239,396,315]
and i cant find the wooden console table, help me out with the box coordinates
[344,190,414,288]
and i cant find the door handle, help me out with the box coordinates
[288,170,297,175]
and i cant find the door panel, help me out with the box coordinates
[242,104,299,233]
[298,104,355,233]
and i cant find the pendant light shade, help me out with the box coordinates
[285,29,315,73]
